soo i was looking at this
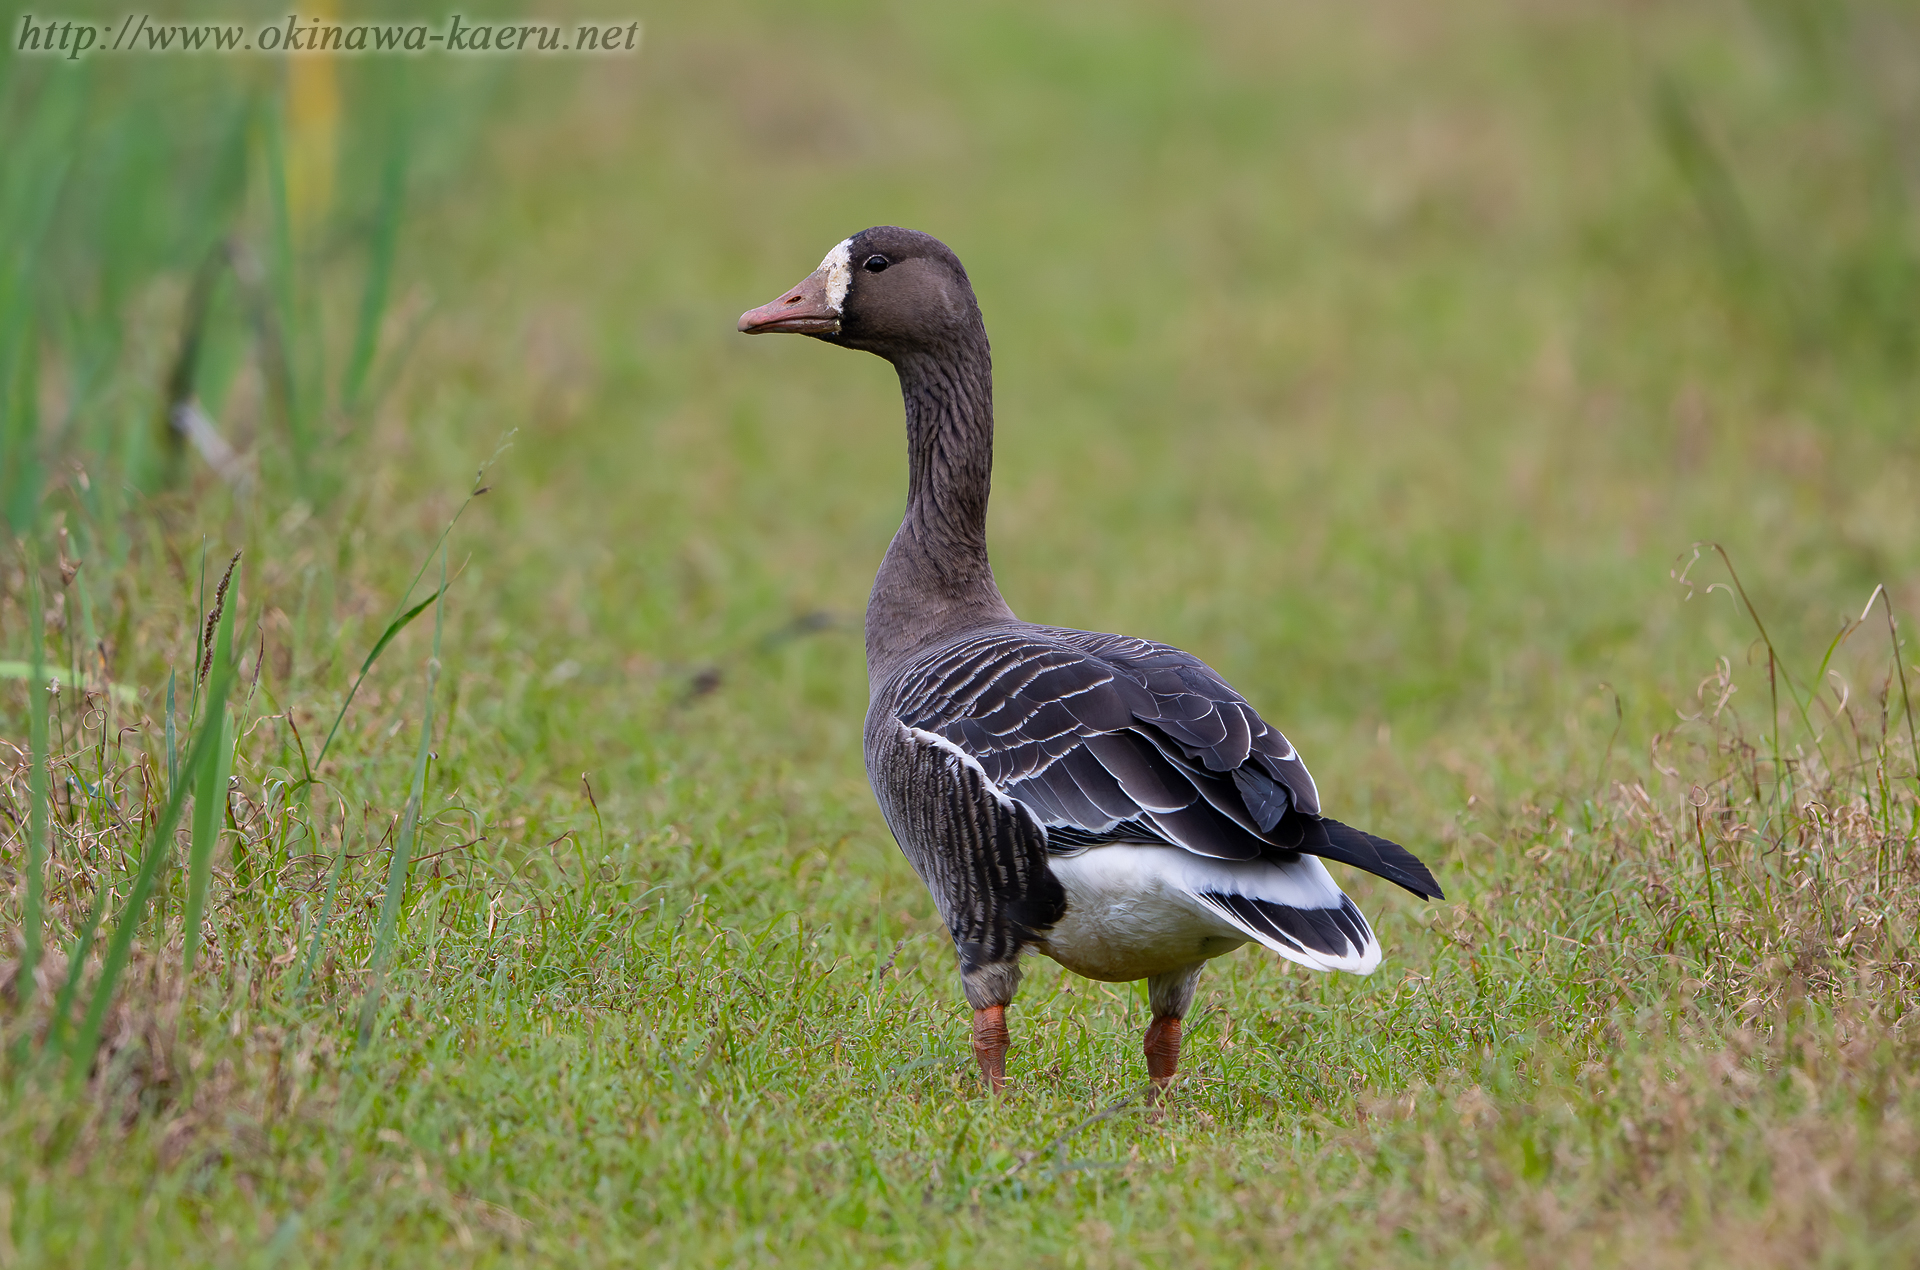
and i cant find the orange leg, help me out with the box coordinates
[972,1005,1009,1094]
[1143,1015,1182,1101]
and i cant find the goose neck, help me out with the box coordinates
[866,337,1015,686]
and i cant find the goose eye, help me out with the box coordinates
[863,255,890,273]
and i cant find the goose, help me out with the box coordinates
[738,227,1443,1096]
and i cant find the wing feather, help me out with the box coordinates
[893,626,1442,900]
[874,723,1066,975]
[1080,732,1192,814]
[1143,801,1264,861]
[1053,748,1136,822]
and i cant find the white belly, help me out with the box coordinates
[1036,845,1250,982]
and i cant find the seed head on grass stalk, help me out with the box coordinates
[183,555,241,983]
[197,552,239,686]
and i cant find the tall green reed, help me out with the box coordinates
[0,47,478,1094]
[0,62,80,534]
[0,52,430,530]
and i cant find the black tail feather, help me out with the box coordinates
[1205,891,1375,962]
[1293,817,1445,900]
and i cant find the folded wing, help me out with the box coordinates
[894,627,1444,901]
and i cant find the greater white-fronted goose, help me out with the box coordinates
[739,228,1443,1095]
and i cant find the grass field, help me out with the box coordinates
[3,1,1919,1264]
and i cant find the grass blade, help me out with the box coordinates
[44,878,110,1059]
[65,593,239,1083]
[18,559,51,1013]
[259,103,313,490]
[1,317,44,539]
[188,539,208,724]
[1652,76,1764,289]
[359,587,447,684]
[356,551,447,1047]
[311,581,445,774]
[165,669,178,793]
[187,558,241,979]
[311,486,482,772]
[1704,544,1825,772]
[343,125,408,414]
[1886,601,1920,796]
[0,71,78,540]
[293,833,349,1003]
[181,695,235,981]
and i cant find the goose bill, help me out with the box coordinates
[738,269,842,335]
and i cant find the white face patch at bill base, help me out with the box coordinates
[819,239,853,314]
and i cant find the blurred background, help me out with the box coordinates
[2,1,1919,1258]
[5,0,1917,774]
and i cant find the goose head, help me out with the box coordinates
[737,226,984,362]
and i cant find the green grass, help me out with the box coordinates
[3,0,1920,1264]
